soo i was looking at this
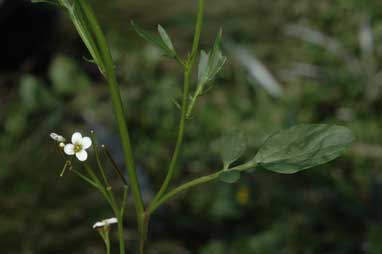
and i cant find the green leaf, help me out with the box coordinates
[219,171,241,183]
[217,131,247,167]
[198,50,209,83]
[253,124,355,174]
[198,29,227,85]
[131,21,176,58]
[69,0,107,74]
[31,0,59,5]
[157,25,175,52]
[209,29,227,78]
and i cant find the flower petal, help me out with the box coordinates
[105,218,118,224]
[81,137,92,149]
[71,132,82,144]
[92,217,118,229]
[64,144,75,155]
[76,150,88,161]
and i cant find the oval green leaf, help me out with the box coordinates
[253,124,355,174]
[217,131,247,167]
[219,171,241,183]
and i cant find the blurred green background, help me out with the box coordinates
[0,0,381,253]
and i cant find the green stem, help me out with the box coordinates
[106,188,126,254]
[186,82,204,119]
[150,69,191,205]
[138,212,150,254]
[148,162,256,214]
[190,0,205,65]
[104,231,111,254]
[90,131,110,187]
[108,72,145,221]
[116,216,125,254]
[67,0,145,230]
[150,0,206,209]
[149,171,221,214]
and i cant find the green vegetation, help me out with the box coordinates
[0,0,381,253]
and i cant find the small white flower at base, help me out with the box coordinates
[64,132,92,162]
[93,217,118,229]
[50,133,66,143]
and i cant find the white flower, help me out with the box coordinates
[50,133,66,142]
[92,217,118,229]
[64,132,92,161]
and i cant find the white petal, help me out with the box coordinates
[64,144,75,155]
[92,217,118,229]
[92,222,103,229]
[76,150,88,161]
[105,218,118,224]
[81,137,92,149]
[71,132,82,144]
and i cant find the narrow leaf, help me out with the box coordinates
[158,25,175,51]
[198,50,209,83]
[131,21,176,58]
[254,124,355,174]
[31,0,59,5]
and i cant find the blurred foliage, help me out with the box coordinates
[0,0,381,253]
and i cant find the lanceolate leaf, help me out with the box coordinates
[158,25,175,52]
[209,29,226,78]
[198,50,209,82]
[253,124,355,174]
[131,21,176,58]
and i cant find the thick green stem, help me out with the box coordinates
[108,73,145,224]
[116,217,125,254]
[104,231,111,254]
[67,0,145,229]
[139,212,149,254]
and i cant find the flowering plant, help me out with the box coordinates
[34,0,354,253]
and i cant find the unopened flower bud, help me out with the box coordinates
[50,133,66,142]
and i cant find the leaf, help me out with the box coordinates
[208,29,227,78]
[69,0,107,74]
[198,50,209,83]
[219,171,241,183]
[217,131,247,167]
[198,29,227,85]
[131,21,176,58]
[158,25,175,52]
[31,0,59,5]
[253,124,355,174]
